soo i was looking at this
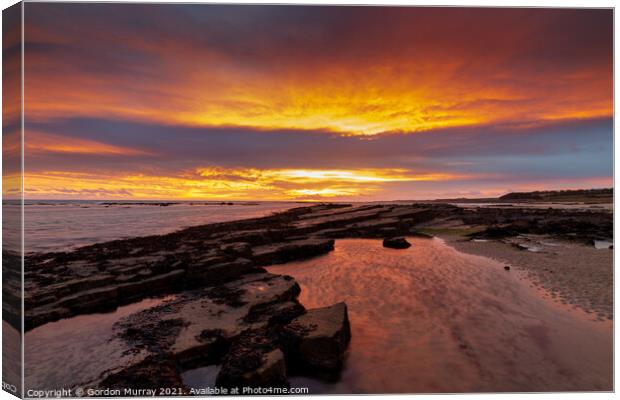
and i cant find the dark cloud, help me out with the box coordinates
[24,5,612,73]
[21,5,612,133]
[25,116,612,179]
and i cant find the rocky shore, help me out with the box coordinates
[102,273,350,391]
[13,201,613,391]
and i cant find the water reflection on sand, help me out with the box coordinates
[24,296,175,390]
[267,238,612,393]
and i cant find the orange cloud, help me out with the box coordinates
[15,6,612,201]
[22,167,470,201]
[196,167,459,183]
[24,59,611,136]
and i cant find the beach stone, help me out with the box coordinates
[252,239,335,265]
[383,237,411,249]
[280,302,351,374]
[218,348,287,388]
[220,242,253,257]
[186,258,255,285]
[216,331,288,389]
[244,349,287,387]
[471,225,521,239]
[98,356,188,393]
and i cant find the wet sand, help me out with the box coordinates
[267,237,612,393]
[443,234,613,320]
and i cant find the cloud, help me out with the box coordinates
[24,116,612,173]
[26,131,154,156]
[17,5,613,200]
[22,166,473,201]
[23,5,612,135]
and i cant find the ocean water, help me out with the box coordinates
[19,200,303,254]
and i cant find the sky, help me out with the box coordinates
[8,4,613,200]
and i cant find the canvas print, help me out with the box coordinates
[2,3,614,397]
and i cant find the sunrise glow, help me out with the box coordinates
[11,5,612,200]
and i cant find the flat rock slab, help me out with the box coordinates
[92,273,305,389]
[216,332,288,389]
[252,239,335,266]
[114,273,302,369]
[99,274,352,390]
[383,237,412,249]
[281,302,351,375]
[99,357,188,394]
[292,207,390,231]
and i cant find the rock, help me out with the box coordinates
[114,272,303,371]
[593,240,614,250]
[252,239,335,265]
[471,225,521,239]
[118,318,188,354]
[293,206,388,231]
[513,243,542,252]
[245,300,304,325]
[216,343,288,389]
[245,349,287,387]
[409,231,434,239]
[58,285,119,313]
[378,227,399,236]
[280,302,351,376]
[117,269,185,301]
[98,356,188,393]
[186,258,256,285]
[220,242,252,257]
[382,237,411,249]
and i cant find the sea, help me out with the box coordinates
[3,199,611,254]
[10,200,304,254]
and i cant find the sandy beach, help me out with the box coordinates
[444,234,613,320]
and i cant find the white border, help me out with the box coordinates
[0,1,616,400]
